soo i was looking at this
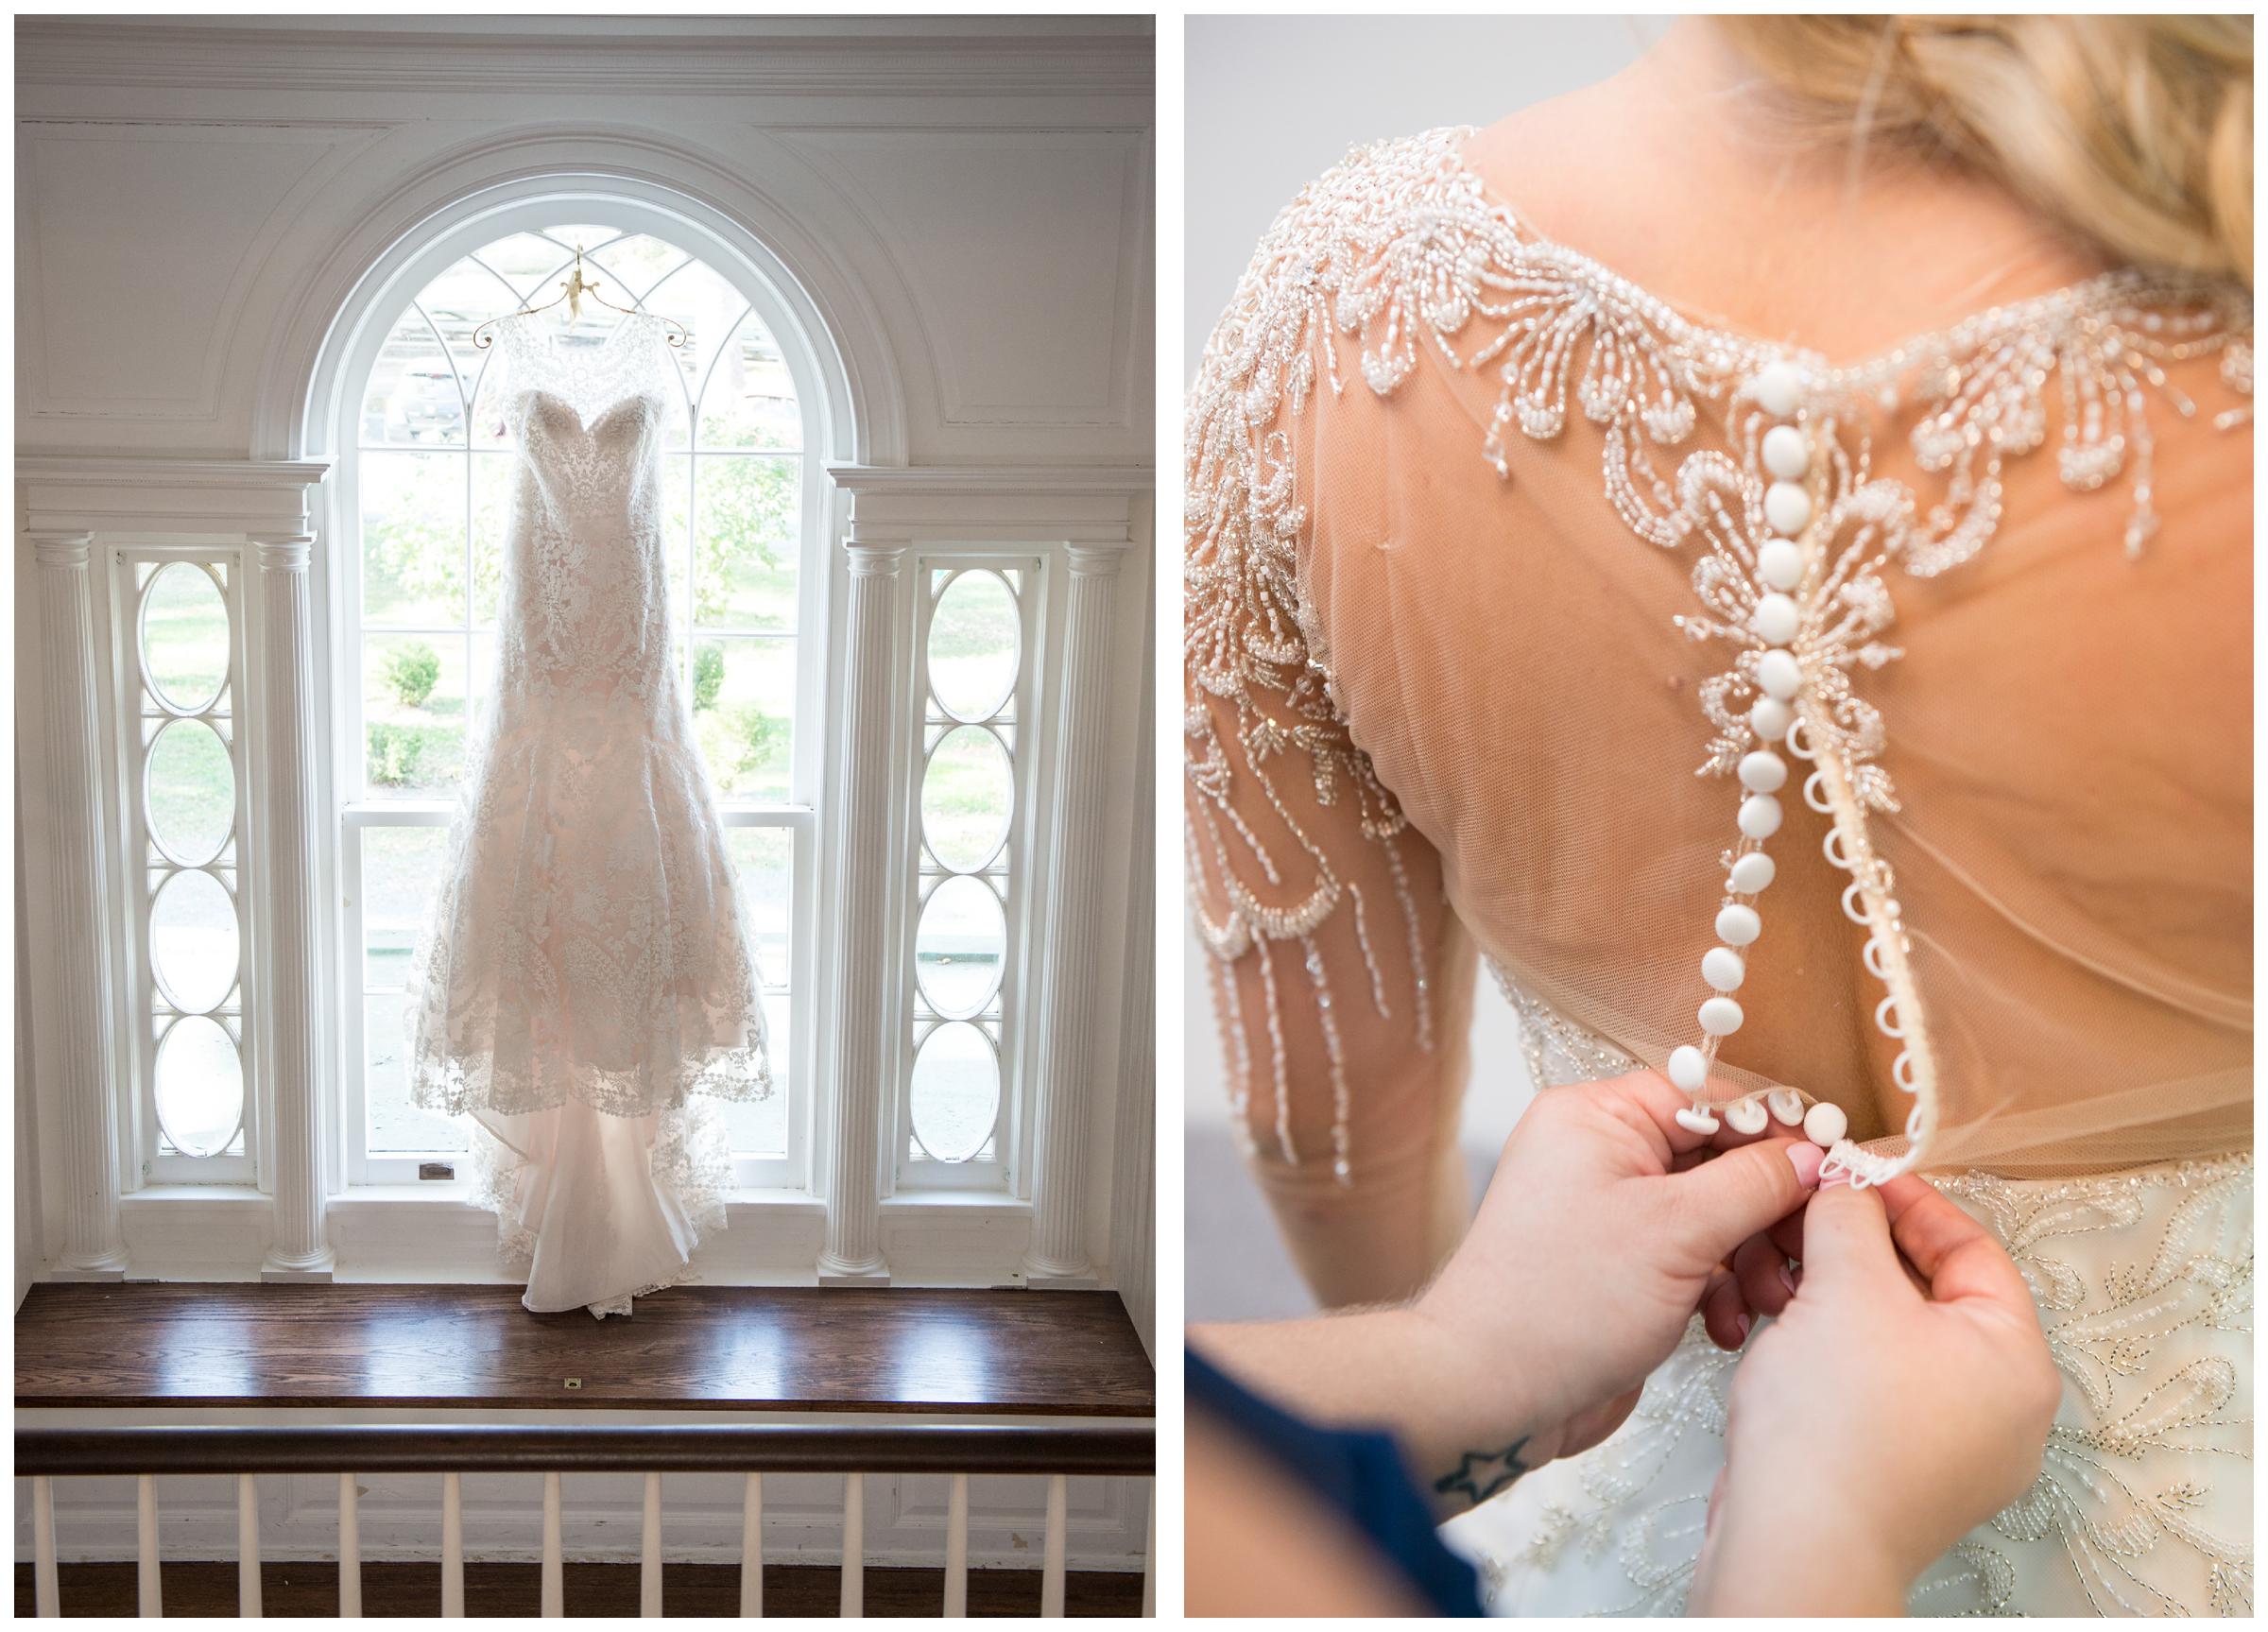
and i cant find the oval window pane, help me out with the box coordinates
[154,1015,244,1158]
[150,870,239,1014]
[910,1021,1000,1164]
[929,573,1020,722]
[146,718,234,865]
[920,726,1013,872]
[141,563,229,713]
[917,876,1006,1020]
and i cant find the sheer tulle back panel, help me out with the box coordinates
[1188,130,2250,1185]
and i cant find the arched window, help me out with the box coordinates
[336,215,825,1188]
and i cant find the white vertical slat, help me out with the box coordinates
[32,1474,60,1617]
[1040,1474,1068,1616]
[1142,1480,1155,1618]
[640,1471,663,1617]
[541,1472,563,1618]
[942,1474,969,1618]
[338,1473,363,1618]
[838,1472,864,1619]
[441,1471,464,1617]
[738,1472,763,1618]
[136,1474,162,1617]
[237,1473,263,1617]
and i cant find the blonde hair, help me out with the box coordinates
[1717,14,2253,287]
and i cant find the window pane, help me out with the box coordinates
[917,875,1005,1021]
[363,827,448,990]
[365,994,468,1155]
[361,452,466,627]
[584,234,691,307]
[472,233,574,300]
[155,1015,244,1159]
[692,639,795,801]
[719,1005,789,1159]
[146,718,235,867]
[929,571,1021,723]
[364,633,469,796]
[414,256,524,391]
[910,1021,1000,1163]
[150,868,240,1015]
[696,318,799,450]
[722,825,793,986]
[141,561,230,713]
[360,310,466,448]
[695,456,799,630]
[921,726,1014,872]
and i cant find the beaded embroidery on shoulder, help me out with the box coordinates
[1186,125,2252,1184]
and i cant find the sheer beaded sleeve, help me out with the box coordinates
[1186,172,1483,1302]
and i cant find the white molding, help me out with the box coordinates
[250,533,334,1280]
[827,464,1152,496]
[816,541,908,1284]
[1022,543,1128,1286]
[14,19,1155,99]
[16,459,331,540]
[24,530,129,1280]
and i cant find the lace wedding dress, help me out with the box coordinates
[405,310,772,1318]
[1188,129,2253,1614]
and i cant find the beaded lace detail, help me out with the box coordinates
[405,311,773,1124]
[1447,1151,2255,1616]
[1185,126,2252,1183]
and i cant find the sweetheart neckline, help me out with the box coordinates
[515,386,664,439]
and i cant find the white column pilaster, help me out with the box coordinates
[816,532,905,1284]
[254,531,333,1280]
[31,530,129,1280]
[1022,540,1129,1285]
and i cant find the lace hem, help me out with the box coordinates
[411,1032,773,1121]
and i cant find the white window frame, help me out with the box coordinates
[890,554,1049,1194]
[326,200,830,1194]
[109,546,261,1188]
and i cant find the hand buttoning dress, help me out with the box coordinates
[405,310,772,1318]
[1188,130,2253,1615]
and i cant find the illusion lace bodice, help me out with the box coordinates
[406,310,771,1125]
[1187,129,2253,1616]
[1187,127,2251,1192]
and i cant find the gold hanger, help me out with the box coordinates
[472,243,689,350]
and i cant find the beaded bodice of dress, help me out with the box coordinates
[1186,126,2253,1191]
[494,311,679,718]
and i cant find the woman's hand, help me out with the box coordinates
[1410,1071,1825,1470]
[1690,1175,2062,1616]
[1199,1071,1823,1515]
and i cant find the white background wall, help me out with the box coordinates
[1182,15,1659,1321]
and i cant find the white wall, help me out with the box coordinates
[1181,15,1657,1322]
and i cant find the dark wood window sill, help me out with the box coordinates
[15,1283,1153,1417]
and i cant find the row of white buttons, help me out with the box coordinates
[1671,363,1841,1149]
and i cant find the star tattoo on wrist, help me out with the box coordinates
[1433,1436,1531,1508]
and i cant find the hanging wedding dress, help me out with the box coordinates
[406,310,772,1318]
[1187,129,2253,1614]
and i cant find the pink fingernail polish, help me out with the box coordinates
[1735,1312,1752,1342]
[1778,1263,1796,1297]
[1818,1167,1850,1189]
[1785,1141,1824,1189]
